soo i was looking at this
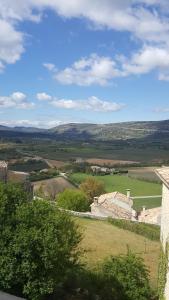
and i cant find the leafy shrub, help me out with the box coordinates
[158,244,168,300]
[102,252,151,300]
[52,252,153,300]
[0,183,81,300]
[108,218,160,241]
[57,189,90,212]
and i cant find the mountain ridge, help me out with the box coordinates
[0,119,169,141]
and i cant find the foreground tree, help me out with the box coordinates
[57,189,90,212]
[80,177,105,203]
[0,183,81,300]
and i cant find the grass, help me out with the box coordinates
[133,197,162,211]
[76,217,160,290]
[70,173,162,210]
[70,173,162,196]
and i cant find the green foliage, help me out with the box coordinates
[55,252,153,300]
[158,245,168,300]
[9,159,49,172]
[108,218,160,241]
[30,169,59,182]
[57,189,90,212]
[80,177,105,202]
[0,147,22,160]
[0,183,81,300]
[102,251,151,300]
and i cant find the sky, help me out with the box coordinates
[0,0,169,128]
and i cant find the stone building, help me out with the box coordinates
[138,206,161,225]
[0,161,33,196]
[156,167,169,300]
[91,189,136,220]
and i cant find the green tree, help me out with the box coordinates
[57,189,90,212]
[80,177,105,203]
[0,183,81,300]
[102,252,151,300]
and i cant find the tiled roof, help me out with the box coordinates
[98,191,131,205]
[156,167,169,188]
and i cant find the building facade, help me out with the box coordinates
[156,167,169,300]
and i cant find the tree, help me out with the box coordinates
[80,177,105,203]
[0,182,81,300]
[102,251,151,300]
[57,189,90,212]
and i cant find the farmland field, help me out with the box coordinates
[128,167,160,182]
[70,173,162,210]
[76,217,160,289]
[33,176,75,198]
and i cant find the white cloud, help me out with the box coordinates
[0,119,65,129]
[154,107,169,113]
[36,92,52,101]
[122,46,169,78]
[43,63,56,71]
[1,0,169,76]
[45,46,169,85]
[0,92,34,109]
[53,54,122,86]
[0,19,24,70]
[36,92,125,112]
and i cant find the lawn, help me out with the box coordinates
[70,173,162,210]
[76,217,160,290]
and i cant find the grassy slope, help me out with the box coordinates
[76,217,160,289]
[70,173,162,210]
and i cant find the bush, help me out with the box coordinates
[108,218,160,241]
[57,189,90,212]
[53,252,153,300]
[102,252,151,300]
[0,183,82,300]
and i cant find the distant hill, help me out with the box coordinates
[50,120,169,140]
[0,120,169,141]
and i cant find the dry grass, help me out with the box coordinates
[45,159,65,168]
[33,177,75,198]
[76,217,160,289]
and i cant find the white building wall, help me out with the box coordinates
[161,184,169,249]
[161,184,169,300]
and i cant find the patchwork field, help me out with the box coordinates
[70,173,162,211]
[76,217,160,289]
[128,167,160,183]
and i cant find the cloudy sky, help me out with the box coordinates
[1,0,169,128]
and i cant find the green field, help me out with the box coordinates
[70,173,162,210]
[76,217,160,289]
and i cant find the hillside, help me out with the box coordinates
[76,217,160,289]
[0,119,169,141]
[51,120,169,140]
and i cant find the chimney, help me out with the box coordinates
[142,206,146,219]
[126,189,131,199]
[94,197,98,204]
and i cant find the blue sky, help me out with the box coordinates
[0,0,169,128]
